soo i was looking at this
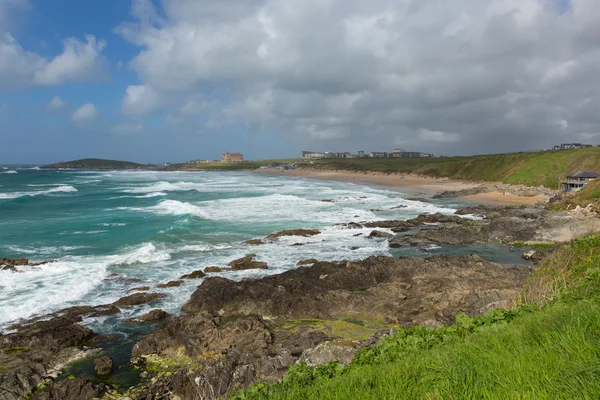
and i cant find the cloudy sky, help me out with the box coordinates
[1,0,599,163]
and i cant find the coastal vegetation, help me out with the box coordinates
[304,147,600,189]
[233,233,600,399]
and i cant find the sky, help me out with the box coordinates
[0,0,599,164]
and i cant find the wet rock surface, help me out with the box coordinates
[0,257,53,272]
[0,310,101,400]
[179,269,206,279]
[94,356,113,375]
[228,254,268,271]
[113,293,165,308]
[266,229,321,240]
[183,255,532,322]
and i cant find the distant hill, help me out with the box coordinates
[42,158,155,170]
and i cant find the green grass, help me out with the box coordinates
[233,234,600,400]
[304,148,600,188]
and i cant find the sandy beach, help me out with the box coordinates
[253,167,549,206]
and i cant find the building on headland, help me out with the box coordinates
[302,151,326,159]
[303,149,434,159]
[560,171,600,192]
[552,143,594,151]
[222,152,244,162]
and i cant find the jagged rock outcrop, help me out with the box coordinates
[113,293,165,308]
[228,255,268,271]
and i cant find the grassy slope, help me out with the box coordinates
[305,148,600,188]
[234,234,600,399]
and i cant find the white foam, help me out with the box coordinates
[0,185,77,200]
[97,223,127,227]
[4,245,90,255]
[3,170,17,174]
[0,242,172,326]
[119,200,208,218]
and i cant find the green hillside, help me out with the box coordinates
[305,148,600,188]
[43,158,152,169]
[235,234,600,400]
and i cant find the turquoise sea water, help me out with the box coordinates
[0,167,526,333]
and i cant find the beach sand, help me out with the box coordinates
[253,167,548,206]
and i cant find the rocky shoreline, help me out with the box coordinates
[0,203,596,400]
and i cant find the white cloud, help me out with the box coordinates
[121,84,161,115]
[0,1,108,90]
[71,103,97,122]
[33,35,108,86]
[114,0,600,154]
[46,96,66,110]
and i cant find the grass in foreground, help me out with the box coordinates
[233,234,600,399]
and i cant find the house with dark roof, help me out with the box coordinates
[561,171,600,192]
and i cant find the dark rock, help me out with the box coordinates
[266,229,321,240]
[183,255,533,323]
[204,266,229,273]
[228,255,268,271]
[244,239,265,245]
[31,378,106,400]
[0,258,52,272]
[334,222,364,229]
[128,286,150,293]
[297,259,319,266]
[113,292,165,308]
[368,230,394,239]
[180,270,206,279]
[157,280,183,288]
[94,356,113,375]
[432,187,488,199]
[140,309,169,322]
[291,243,306,246]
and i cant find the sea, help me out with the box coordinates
[0,166,528,336]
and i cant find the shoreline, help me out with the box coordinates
[252,167,550,206]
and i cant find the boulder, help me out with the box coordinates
[204,266,229,273]
[113,293,165,308]
[228,255,268,271]
[368,230,394,239]
[180,270,206,279]
[127,286,150,293]
[244,239,265,245]
[94,356,113,375]
[157,280,183,288]
[266,229,321,240]
[140,309,169,322]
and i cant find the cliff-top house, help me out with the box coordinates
[561,171,600,192]
[222,152,244,162]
